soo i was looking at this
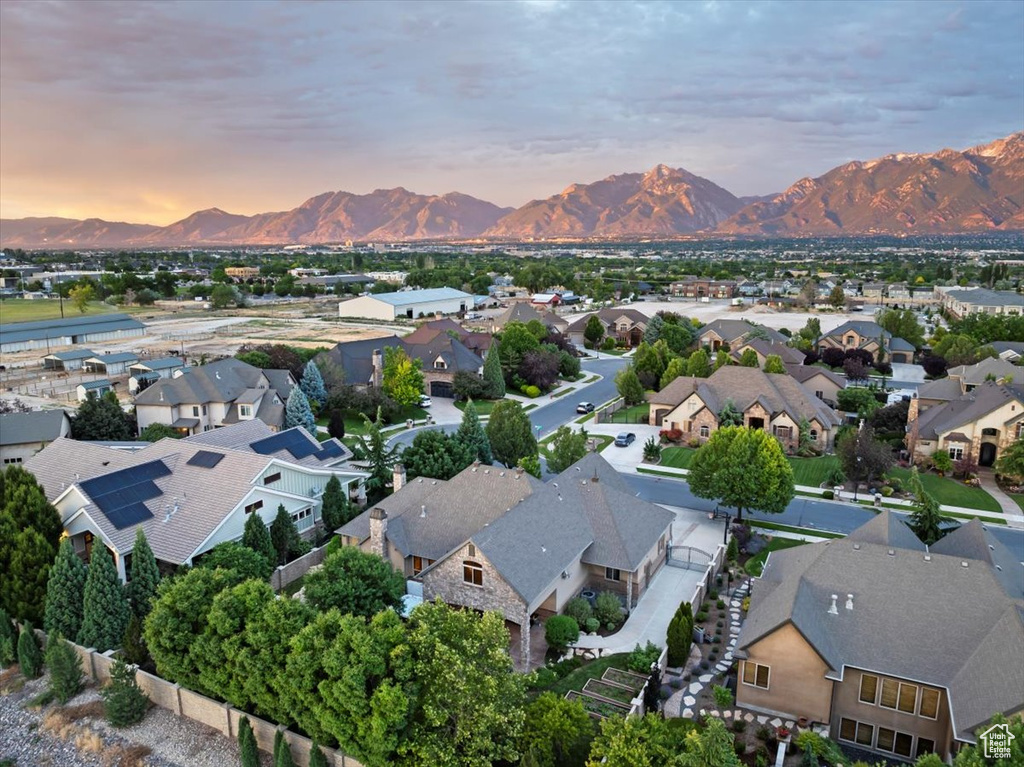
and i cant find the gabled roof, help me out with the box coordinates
[916,377,965,402]
[697,319,787,345]
[183,420,352,467]
[738,516,1024,740]
[0,410,70,447]
[365,287,471,306]
[947,357,1020,385]
[845,509,926,552]
[824,320,887,340]
[85,352,139,365]
[784,364,846,390]
[930,519,1024,600]
[566,307,649,333]
[404,333,484,374]
[317,335,404,386]
[734,338,805,365]
[79,379,112,391]
[916,382,1024,440]
[945,288,1024,309]
[44,349,95,361]
[492,302,567,330]
[1,313,144,346]
[131,357,184,372]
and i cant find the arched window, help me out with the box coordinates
[810,429,818,442]
[699,425,710,438]
[463,560,483,586]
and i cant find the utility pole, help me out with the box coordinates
[56,265,65,318]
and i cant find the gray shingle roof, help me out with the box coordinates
[492,302,567,331]
[916,377,965,402]
[916,381,1024,439]
[85,352,139,365]
[947,357,1020,385]
[930,519,1024,600]
[0,410,70,447]
[697,319,787,346]
[131,357,184,372]
[845,509,926,552]
[784,364,846,390]
[318,336,405,386]
[946,288,1024,309]
[737,518,1024,740]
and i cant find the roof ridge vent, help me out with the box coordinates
[827,594,838,615]
[961,561,969,567]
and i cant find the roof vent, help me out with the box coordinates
[827,594,838,615]
[420,505,426,518]
[552,482,558,488]
[988,545,995,551]
[541,546,547,554]
[845,594,854,611]
[852,543,861,550]
[499,471,505,477]
[923,555,932,562]
[995,565,1002,571]
[484,469,490,474]
[887,548,895,557]
[961,561,969,568]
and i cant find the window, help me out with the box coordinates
[880,679,918,713]
[605,567,620,582]
[291,508,311,523]
[244,500,263,515]
[192,406,200,417]
[2,457,23,465]
[202,404,207,415]
[846,335,855,346]
[880,678,899,709]
[859,674,878,704]
[876,727,895,752]
[240,405,253,417]
[1017,423,1024,439]
[774,425,792,439]
[263,472,281,485]
[699,425,709,438]
[893,732,913,757]
[467,543,476,557]
[897,683,918,714]
[839,718,874,748]
[916,738,936,758]
[434,359,447,369]
[815,390,824,400]
[412,556,425,575]
[919,688,940,719]
[688,400,698,412]
[948,446,964,460]
[809,429,818,441]
[463,560,483,586]
[741,662,769,689]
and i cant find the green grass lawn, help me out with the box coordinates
[1012,495,1024,512]
[550,387,575,399]
[0,299,148,323]
[455,399,502,416]
[744,538,808,577]
[660,447,695,469]
[607,403,650,424]
[888,468,1000,513]
[544,653,632,698]
[319,406,429,436]
[788,455,841,487]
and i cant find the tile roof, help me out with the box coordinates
[0,410,70,447]
[737,517,1024,740]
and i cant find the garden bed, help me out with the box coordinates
[564,690,631,719]
[601,667,648,693]
[582,679,636,705]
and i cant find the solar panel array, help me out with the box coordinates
[79,460,171,530]
[251,430,318,460]
[316,440,344,459]
[186,450,225,469]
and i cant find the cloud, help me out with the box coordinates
[1,0,1021,222]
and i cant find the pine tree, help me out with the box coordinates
[127,528,161,620]
[308,740,328,767]
[18,623,42,678]
[45,633,83,703]
[120,613,149,667]
[300,360,328,408]
[0,608,15,667]
[270,505,304,566]
[101,658,149,727]
[455,399,493,464]
[319,475,350,533]
[482,340,506,398]
[44,538,88,641]
[78,544,131,652]
[285,388,317,437]
[243,511,277,568]
[238,716,260,767]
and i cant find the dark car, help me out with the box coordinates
[576,402,595,414]
[614,432,636,447]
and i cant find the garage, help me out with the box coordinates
[430,380,454,398]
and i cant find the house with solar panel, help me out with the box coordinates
[134,357,296,436]
[24,421,365,581]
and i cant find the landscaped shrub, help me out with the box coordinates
[524,385,541,398]
[742,597,750,612]
[605,622,616,632]
[726,536,739,562]
[0,608,15,667]
[547,656,582,678]
[45,633,83,703]
[564,597,592,628]
[733,719,747,733]
[822,490,834,500]
[102,658,149,727]
[545,616,580,653]
[794,730,847,766]
[594,592,623,627]
[716,599,725,609]
[880,486,894,497]
[716,620,724,628]
[708,589,718,600]
[627,641,661,672]
[239,716,260,767]
[666,601,693,667]
[17,624,41,678]
[700,660,709,670]
[695,611,708,623]
[527,667,557,690]
[584,618,600,634]
[601,337,616,351]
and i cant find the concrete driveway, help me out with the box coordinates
[586,422,660,472]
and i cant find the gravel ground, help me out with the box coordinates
[1,667,267,767]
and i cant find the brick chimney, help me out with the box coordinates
[371,348,384,388]
[393,464,406,492]
[368,507,388,559]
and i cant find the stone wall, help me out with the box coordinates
[421,542,529,628]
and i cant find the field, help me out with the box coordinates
[0,299,148,323]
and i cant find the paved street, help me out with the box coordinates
[529,356,628,438]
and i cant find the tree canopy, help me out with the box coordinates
[71,391,135,441]
[486,399,537,468]
[285,388,317,437]
[401,429,476,480]
[303,545,405,618]
[546,426,589,474]
[456,400,493,464]
[382,347,425,407]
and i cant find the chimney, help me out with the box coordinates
[371,348,384,388]
[827,594,838,615]
[368,507,389,559]
[845,594,854,611]
[393,464,406,492]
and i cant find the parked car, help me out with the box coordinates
[576,402,595,414]
[419,395,432,408]
[614,432,636,447]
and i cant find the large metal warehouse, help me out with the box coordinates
[0,313,146,354]
[338,287,473,321]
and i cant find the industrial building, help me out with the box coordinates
[83,352,139,376]
[338,287,473,321]
[0,313,146,354]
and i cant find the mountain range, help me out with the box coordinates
[2,133,1021,247]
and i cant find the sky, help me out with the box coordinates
[1,0,1022,225]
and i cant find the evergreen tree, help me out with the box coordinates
[285,388,317,437]
[355,409,401,503]
[319,475,351,533]
[101,658,149,727]
[44,538,88,641]
[763,354,786,374]
[70,391,135,441]
[270,504,306,566]
[401,430,476,480]
[120,613,149,667]
[78,544,131,652]
[308,740,329,767]
[18,623,42,678]
[455,399,493,464]
[739,348,759,367]
[274,730,296,767]
[127,528,161,620]
[239,717,260,767]
[583,315,605,347]
[908,467,958,545]
[482,340,506,399]
[300,359,328,408]
[659,357,687,389]
[327,410,346,440]
[615,368,645,405]
[242,511,277,568]
[643,312,665,344]
[45,633,84,703]
[486,399,537,468]
[0,608,15,667]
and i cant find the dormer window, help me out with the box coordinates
[240,405,253,418]
[434,358,447,370]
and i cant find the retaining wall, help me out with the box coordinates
[271,542,329,591]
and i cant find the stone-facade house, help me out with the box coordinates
[669,278,738,299]
[648,366,843,452]
[134,358,295,436]
[489,302,568,335]
[730,338,804,367]
[736,511,1023,761]
[565,308,649,349]
[695,319,788,352]
[784,364,847,408]
[906,380,1024,467]
[338,452,674,666]
[817,320,914,364]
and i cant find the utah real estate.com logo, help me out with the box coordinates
[979,722,1015,759]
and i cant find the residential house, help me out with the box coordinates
[565,308,649,348]
[490,302,569,335]
[906,381,1024,467]
[647,366,843,452]
[759,279,794,297]
[861,283,886,299]
[128,357,186,394]
[730,338,804,367]
[0,409,71,465]
[990,341,1024,364]
[134,358,296,436]
[531,293,561,307]
[817,320,914,364]
[695,319,788,352]
[886,283,912,301]
[784,364,847,408]
[24,423,365,582]
[940,288,1024,319]
[669,278,738,299]
[736,279,762,297]
[736,511,1023,761]
[403,318,494,358]
[946,357,1020,392]
[338,452,674,665]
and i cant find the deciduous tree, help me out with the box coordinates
[763,354,786,374]
[615,368,645,406]
[198,541,274,581]
[521,693,594,767]
[69,283,95,313]
[546,426,589,474]
[688,426,794,522]
[382,347,425,407]
[739,349,759,367]
[907,467,957,545]
[139,423,182,441]
[401,429,476,480]
[877,308,924,348]
[686,349,711,379]
[303,546,405,618]
[584,315,605,348]
[659,357,687,389]
[836,425,894,490]
[71,391,135,441]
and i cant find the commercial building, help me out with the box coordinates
[338,287,473,321]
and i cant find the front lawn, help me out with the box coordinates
[888,468,1000,513]
[1012,495,1024,512]
[660,447,695,469]
[788,455,841,487]
[607,403,651,424]
[743,538,808,577]
[455,399,502,416]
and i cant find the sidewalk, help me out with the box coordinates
[977,468,1024,525]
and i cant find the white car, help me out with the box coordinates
[419,395,432,408]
